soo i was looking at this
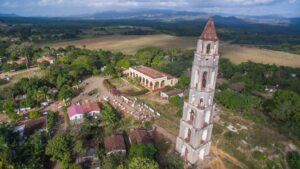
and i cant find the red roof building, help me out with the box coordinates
[81,101,101,115]
[128,128,154,144]
[36,56,55,64]
[8,56,27,65]
[104,133,126,155]
[125,66,178,91]
[160,89,184,99]
[67,101,100,121]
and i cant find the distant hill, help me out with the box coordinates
[80,10,297,26]
[0,13,19,17]
[86,10,211,21]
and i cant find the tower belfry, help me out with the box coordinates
[176,18,219,165]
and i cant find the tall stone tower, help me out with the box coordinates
[176,18,219,165]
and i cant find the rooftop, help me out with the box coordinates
[81,101,100,113]
[163,89,183,96]
[129,128,153,144]
[67,104,85,117]
[200,18,218,41]
[104,134,126,153]
[36,56,55,63]
[132,66,174,79]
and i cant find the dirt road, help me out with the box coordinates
[0,67,40,79]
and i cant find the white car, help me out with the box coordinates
[103,96,109,102]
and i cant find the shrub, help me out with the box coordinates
[47,112,58,133]
[287,151,300,169]
[28,111,41,119]
[169,95,183,109]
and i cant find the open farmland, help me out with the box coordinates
[50,34,300,68]
[220,44,300,68]
[50,34,196,55]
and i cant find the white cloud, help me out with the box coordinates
[0,0,298,16]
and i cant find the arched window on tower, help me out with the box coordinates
[202,72,208,89]
[206,44,211,54]
[199,98,204,108]
[188,110,195,124]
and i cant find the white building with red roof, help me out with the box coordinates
[67,101,101,121]
[125,66,178,91]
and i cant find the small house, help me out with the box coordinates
[14,116,47,139]
[67,101,101,121]
[128,128,155,144]
[8,56,27,65]
[104,133,126,156]
[36,56,55,64]
[67,104,85,120]
[160,89,183,99]
[265,85,278,93]
[81,101,101,116]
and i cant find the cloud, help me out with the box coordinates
[0,0,299,16]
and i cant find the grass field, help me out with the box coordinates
[133,91,295,169]
[220,44,300,68]
[50,34,196,55]
[0,68,45,89]
[49,34,300,68]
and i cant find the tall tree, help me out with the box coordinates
[46,133,74,169]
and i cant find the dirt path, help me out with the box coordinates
[0,67,40,79]
[154,124,176,144]
[211,146,247,169]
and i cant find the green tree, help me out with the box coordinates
[39,61,50,70]
[268,90,300,122]
[28,111,41,119]
[0,124,18,168]
[135,47,164,66]
[46,133,74,169]
[287,151,300,169]
[118,157,159,169]
[103,153,126,169]
[175,75,190,88]
[169,95,183,109]
[15,132,47,169]
[117,59,131,68]
[47,112,58,134]
[129,143,157,160]
[72,55,97,73]
[166,154,184,169]
[101,103,119,125]
[68,163,82,169]
[3,99,19,119]
[74,140,85,155]
[58,85,73,100]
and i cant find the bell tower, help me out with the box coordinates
[176,18,219,165]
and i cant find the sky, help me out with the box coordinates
[0,0,299,17]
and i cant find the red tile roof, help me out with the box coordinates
[36,56,55,63]
[129,128,153,144]
[8,56,27,65]
[104,134,126,153]
[132,66,174,79]
[81,101,100,113]
[163,89,183,97]
[200,18,218,41]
